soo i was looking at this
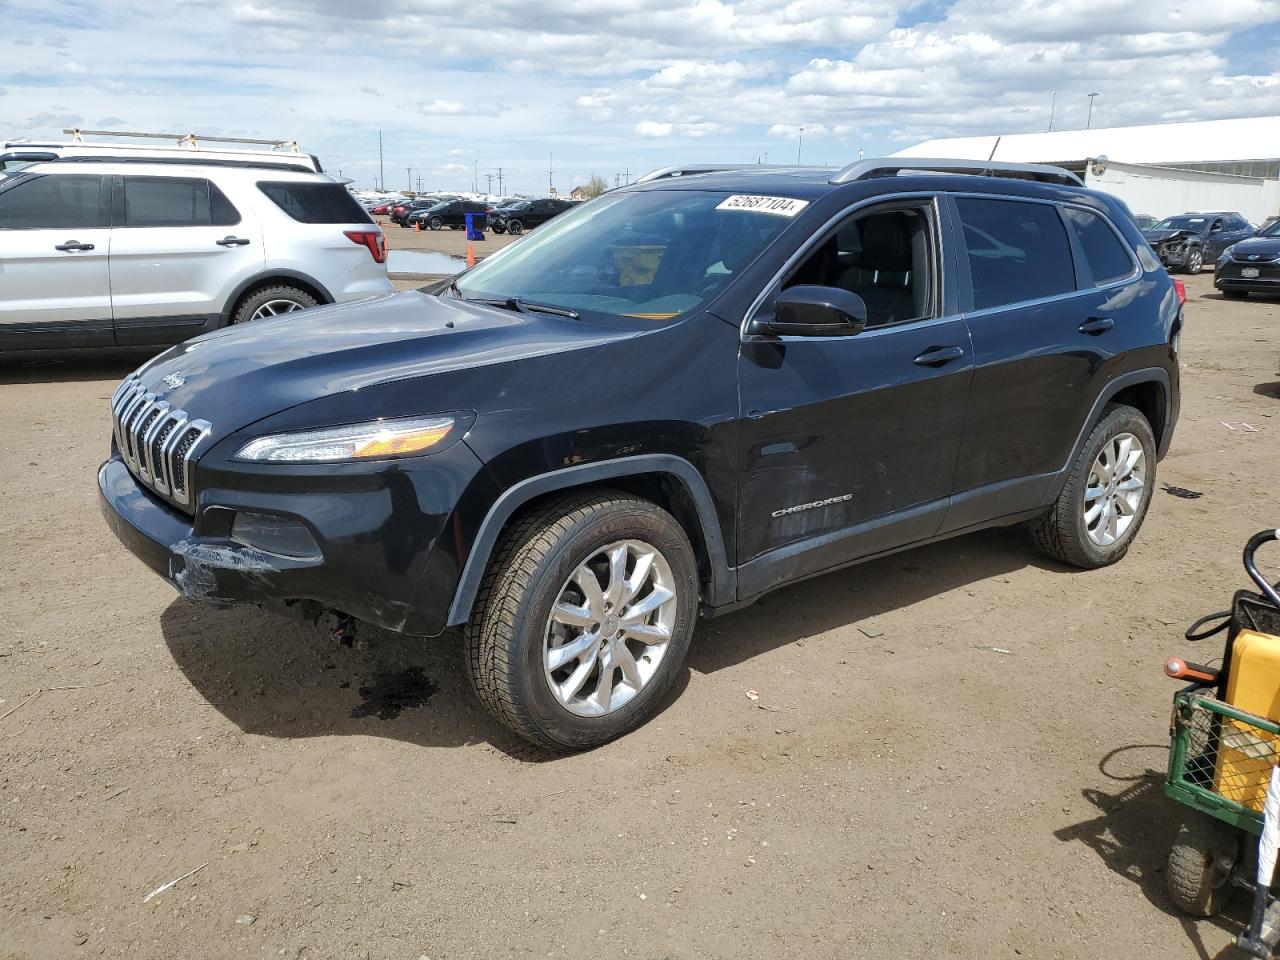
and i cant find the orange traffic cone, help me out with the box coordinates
[414,219,421,232]
[467,241,476,269]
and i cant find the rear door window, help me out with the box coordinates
[257,181,371,224]
[955,197,1076,310]
[1061,207,1135,286]
[0,173,106,229]
[121,176,240,227]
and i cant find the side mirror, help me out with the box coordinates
[752,285,868,337]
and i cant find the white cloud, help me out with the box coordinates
[419,99,466,115]
[635,120,675,137]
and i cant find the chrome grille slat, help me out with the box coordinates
[108,374,212,511]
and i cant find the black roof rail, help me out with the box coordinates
[830,157,1083,187]
[635,163,804,183]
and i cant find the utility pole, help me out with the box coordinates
[486,172,494,194]
[378,130,384,191]
[1048,91,1056,132]
[416,175,423,193]
[406,166,412,192]
[796,127,804,165]
[549,152,553,196]
[473,159,478,193]
[497,167,504,195]
[1087,92,1099,129]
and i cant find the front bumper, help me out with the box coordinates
[98,441,488,636]
[1216,260,1280,292]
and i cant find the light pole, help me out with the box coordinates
[406,167,412,192]
[796,127,804,165]
[1087,92,1100,129]
[1048,91,1056,132]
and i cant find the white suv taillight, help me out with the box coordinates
[343,229,386,264]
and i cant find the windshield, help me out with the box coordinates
[1153,216,1207,231]
[1261,219,1280,238]
[455,190,794,322]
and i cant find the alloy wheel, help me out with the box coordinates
[248,299,305,321]
[1084,432,1146,546]
[543,539,677,718]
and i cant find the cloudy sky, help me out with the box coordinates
[3,0,1278,194]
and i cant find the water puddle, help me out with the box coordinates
[386,250,466,275]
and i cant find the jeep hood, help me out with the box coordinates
[132,289,635,439]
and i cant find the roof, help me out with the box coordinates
[892,115,1280,166]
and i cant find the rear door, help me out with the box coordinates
[944,195,1125,532]
[108,174,261,344]
[0,172,113,349]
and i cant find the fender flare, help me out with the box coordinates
[1050,366,1173,500]
[220,270,335,325]
[446,454,733,626]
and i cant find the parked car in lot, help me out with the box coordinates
[99,158,1180,750]
[388,199,438,226]
[1142,211,1255,274]
[408,199,490,231]
[1215,216,1280,299]
[0,136,323,177]
[1134,214,1157,230]
[0,161,393,352]
[489,197,575,234]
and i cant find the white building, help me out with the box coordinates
[893,116,1280,223]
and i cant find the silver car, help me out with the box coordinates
[0,161,393,352]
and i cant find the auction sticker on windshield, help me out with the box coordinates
[716,195,809,217]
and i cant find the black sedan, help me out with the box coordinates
[407,199,489,231]
[1141,212,1255,274]
[489,198,576,235]
[1215,218,1280,299]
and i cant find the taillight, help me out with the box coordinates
[1173,278,1186,305]
[344,229,386,264]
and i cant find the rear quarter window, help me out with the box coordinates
[257,181,372,224]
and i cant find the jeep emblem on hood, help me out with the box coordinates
[162,373,186,390]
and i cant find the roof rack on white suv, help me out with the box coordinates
[1,128,322,175]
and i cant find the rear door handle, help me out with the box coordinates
[54,240,94,252]
[215,236,251,247]
[913,345,966,366]
[1078,316,1114,335]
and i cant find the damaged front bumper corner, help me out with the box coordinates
[98,456,320,606]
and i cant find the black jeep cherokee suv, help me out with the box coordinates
[100,159,1181,750]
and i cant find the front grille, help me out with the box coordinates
[1219,260,1280,281]
[110,374,212,510]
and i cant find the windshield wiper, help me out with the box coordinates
[465,295,579,319]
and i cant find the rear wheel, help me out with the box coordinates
[507,219,524,235]
[1030,403,1156,568]
[464,492,698,751]
[231,285,318,324]
[1167,817,1239,916]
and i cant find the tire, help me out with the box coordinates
[507,219,523,235]
[1184,246,1204,275]
[1029,402,1157,568]
[429,217,443,231]
[1222,288,1248,300]
[231,285,318,324]
[464,491,698,752]
[1167,817,1239,917]
[492,224,506,235]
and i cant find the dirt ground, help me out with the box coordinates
[2,268,1279,960]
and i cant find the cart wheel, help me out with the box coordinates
[1167,817,1239,916]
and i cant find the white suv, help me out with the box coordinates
[0,162,394,352]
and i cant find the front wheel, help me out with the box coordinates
[464,492,698,751]
[1184,247,1204,275]
[429,217,443,231]
[1167,817,1239,916]
[1029,403,1157,568]
[492,224,506,234]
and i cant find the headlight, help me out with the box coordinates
[1221,246,1236,260]
[235,415,455,463]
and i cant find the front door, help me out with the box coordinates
[735,197,972,598]
[108,174,261,345]
[0,172,113,349]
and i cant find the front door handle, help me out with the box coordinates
[1078,316,1114,335]
[215,236,251,247]
[54,240,94,252]
[913,345,966,366]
